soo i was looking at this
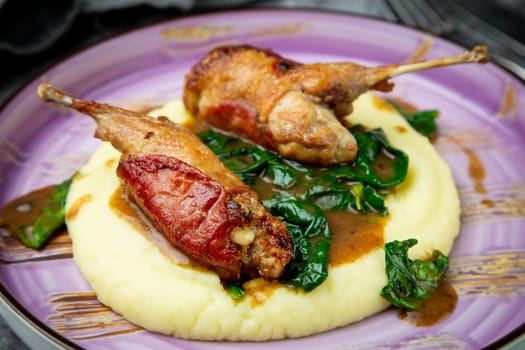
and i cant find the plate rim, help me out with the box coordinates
[1,5,523,110]
[0,282,78,349]
[0,7,524,350]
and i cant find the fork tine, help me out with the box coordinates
[388,0,422,27]
[415,0,454,35]
[388,0,454,35]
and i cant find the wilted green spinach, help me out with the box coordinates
[385,100,439,138]
[17,178,72,249]
[380,239,449,311]
[199,126,409,293]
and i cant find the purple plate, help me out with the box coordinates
[0,9,524,350]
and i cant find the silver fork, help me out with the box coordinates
[387,0,525,80]
[387,0,454,36]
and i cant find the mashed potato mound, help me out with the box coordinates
[66,93,460,340]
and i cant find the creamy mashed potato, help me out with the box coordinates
[65,93,460,340]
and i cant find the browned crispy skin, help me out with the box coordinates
[183,44,488,165]
[37,82,293,281]
[183,45,361,165]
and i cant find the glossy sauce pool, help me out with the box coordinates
[398,281,458,327]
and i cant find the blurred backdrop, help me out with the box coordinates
[0,0,524,104]
[0,0,524,349]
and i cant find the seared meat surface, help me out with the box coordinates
[184,44,488,165]
[37,82,293,281]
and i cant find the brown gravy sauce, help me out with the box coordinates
[447,135,486,194]
[108,188,191,266]
[464,147,486,194]
[243,278,280,306]
[372,94,418,113]
[0,185,71,248]
[109,188,150,233]
[398,280,458,327]
[108,185,386,268]
[326,211,385,265]
[66,194,93,222]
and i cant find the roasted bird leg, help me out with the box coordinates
[184,45,488,165]
[37,82,293,281]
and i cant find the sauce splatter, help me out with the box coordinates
[447,135,486,194]
[480,198,494,208]
[394,125,408,133]
[162,25,232,41]
[464,146,486,194]
[326,211,385,265]
[66,194,93,222]
[398,280,458,326]
[497,83,517,119]
[372,95,418,113]
[406,35,433,63]
[244,278,279,306]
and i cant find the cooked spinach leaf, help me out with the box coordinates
[223,282,246,301]
[219,146,298,188]
[302,180,387,215]
[386,100,439,138]
[264,196,331,292]
[328,127,409,188]
[352,183,387,216]
[198,128,407,215]
[198,125,409,293]
[380,239,449,311]
[198,130,238,153]
[199,130,299,188]
[18,178,72,249]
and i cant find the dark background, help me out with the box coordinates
[0,0,524,105]
[0,0,524,349]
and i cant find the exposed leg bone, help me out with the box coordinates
[183,44,489,165]
[364,45,489,86]
[38,82,293,281]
